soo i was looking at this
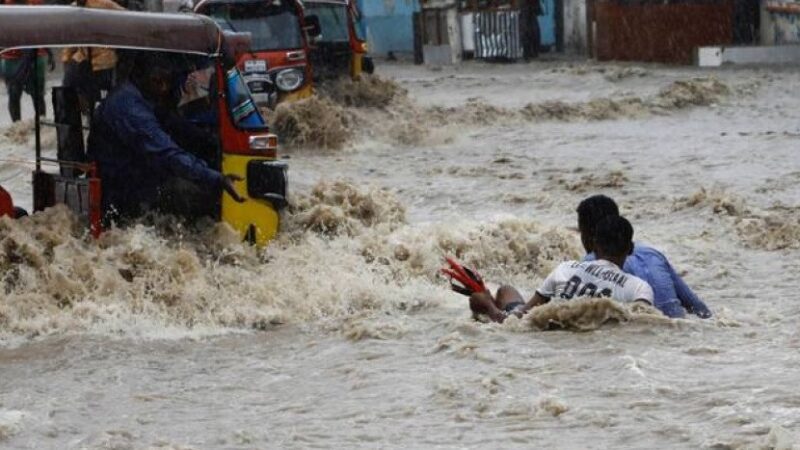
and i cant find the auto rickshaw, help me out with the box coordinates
[194,0,321,109]
[0,6,288,246]
[304,0,373,81]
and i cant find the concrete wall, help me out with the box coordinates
[357,0,420,56]
[761,3,772,44]
[445,6,463,62]
[698,44,800,65]
[421,6,462,64]
[563,0,588,54]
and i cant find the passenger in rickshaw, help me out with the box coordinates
[87,52,245,224]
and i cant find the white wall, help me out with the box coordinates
[563,0,588,54]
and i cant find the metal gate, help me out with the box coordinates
[474,10,522,60]
[594,0,734,63]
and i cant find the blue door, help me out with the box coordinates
[538,0,556,48]
[356,0,419,55]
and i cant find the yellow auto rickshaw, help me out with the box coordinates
[305,0,372,82]
[0,6,288,246]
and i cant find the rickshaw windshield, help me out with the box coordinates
[206,3,303,51]
[305,3,349,43]
[226,67,267,129]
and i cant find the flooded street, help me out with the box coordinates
[1,60,799,449]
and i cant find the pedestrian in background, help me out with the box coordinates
[62,0,125,113]
[1,0,55,121]
[520,0,541,60]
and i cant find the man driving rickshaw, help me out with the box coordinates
[88,51,245,223]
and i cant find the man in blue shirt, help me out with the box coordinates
[577,195,712,318]
[88,53,244,222]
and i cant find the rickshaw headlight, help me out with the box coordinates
[249,134,278,152]
[275,68,304,91]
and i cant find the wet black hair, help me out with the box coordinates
[593,215,633,257]
[128,52,199,108]
[577,195,619,235]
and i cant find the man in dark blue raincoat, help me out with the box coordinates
[88,54,244,222]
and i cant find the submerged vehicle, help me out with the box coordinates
[0,6,288,246]
[194,0,321,109]
[304,0,372,81]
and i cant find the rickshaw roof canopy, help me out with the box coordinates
[197,0,277,4]
[304,0,349,5]
[0,6,225,56]
[195,0,304,8]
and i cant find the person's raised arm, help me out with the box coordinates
[468,291,507,323]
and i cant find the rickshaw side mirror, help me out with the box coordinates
[303,15,322,39]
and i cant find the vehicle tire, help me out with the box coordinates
[363,56,375,75]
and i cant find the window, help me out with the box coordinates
[305,3,350,43]
[206,3,303,51]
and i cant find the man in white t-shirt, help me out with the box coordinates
[469,215,654,323]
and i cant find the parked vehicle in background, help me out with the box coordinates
[305,0,372,81]
[194,0,321,109]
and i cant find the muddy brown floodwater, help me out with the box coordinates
[1,60,799,449]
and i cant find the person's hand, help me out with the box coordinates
[692,307,713,319]
[222,174,246,203]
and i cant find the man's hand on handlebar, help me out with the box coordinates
[222,174,246,203]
